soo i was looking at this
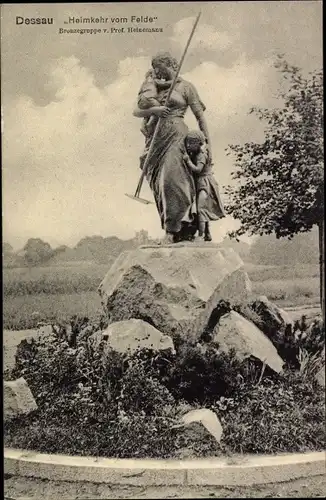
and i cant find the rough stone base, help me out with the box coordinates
[98,244,247,342]
[4,377,37,421]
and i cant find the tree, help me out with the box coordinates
[3,242,14,256]
[23,238,53,266]
[3,242,19,268]
[224,56,324,321]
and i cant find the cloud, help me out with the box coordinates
[171,16,236,52]
[3,55,152,247]
[3,49,276,249]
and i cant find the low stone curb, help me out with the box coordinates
[4,448,326,487]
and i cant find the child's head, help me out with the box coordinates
[185,130,206,153]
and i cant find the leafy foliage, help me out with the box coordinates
[4,231,159,269]
[23,238,54,267]
[216,371,325,454]
[8,326,180,458]
[5,313,325,458]
[269,314,324,370]
[225,56,323,239]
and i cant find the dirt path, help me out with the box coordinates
[284,304,320,321]
[4,474,326,499]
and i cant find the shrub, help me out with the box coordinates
[166,342,251,403]
[298,348,325,381]
[7,325,181,458]
[297,316,325,355]
[274,315,325,370]
[5,315,325,459]
[214,371,325,454]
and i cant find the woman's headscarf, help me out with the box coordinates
[151,52,179,71]
[151,51,206,111]
[186,129,206,144]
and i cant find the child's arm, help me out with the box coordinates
[183,152,205,174]
[138,96,161,110]
[133,106,170,118]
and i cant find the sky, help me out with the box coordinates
[1,1,322,250]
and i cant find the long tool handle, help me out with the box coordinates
[134,11,202,198]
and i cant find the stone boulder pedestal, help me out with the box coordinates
[98,243,247,342]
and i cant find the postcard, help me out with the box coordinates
[2,2,324,499]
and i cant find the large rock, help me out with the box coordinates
[181,408,223,443]
[3,325,53,377]
[175,408,223,457]
[98,244,246,341]
[212,311,284,373]
[99,319,175,355]
[99,264,202,340]
[99,243,244,302]
[247,295,293,338]
[4,377,37,421]
[195,269,253,339]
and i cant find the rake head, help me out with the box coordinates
[125,193,153,205]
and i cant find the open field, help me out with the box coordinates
[3,263,320,330]
[3,263,319,296]
[3,263,109,296]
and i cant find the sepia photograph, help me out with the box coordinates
[2,1,324,498]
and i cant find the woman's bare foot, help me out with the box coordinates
[162,232,175,244]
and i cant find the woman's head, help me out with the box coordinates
[152,51,178,80]
[185,130,206,153]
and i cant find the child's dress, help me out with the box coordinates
[189,148,226,223]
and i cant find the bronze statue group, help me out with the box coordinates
[133,51,225,244]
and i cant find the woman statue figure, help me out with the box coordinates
[133,51,222,243]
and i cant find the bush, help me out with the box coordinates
[7,324,182,458]
[215,371,325,454]
[165,340,275,403]
[274,315,325,370]
[5,315,325,458]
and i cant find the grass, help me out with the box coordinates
[2,262,320,330]
[244,263,319,281]
[3,263,109,296]
[3,292,102,330]
[252,278,319,306]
